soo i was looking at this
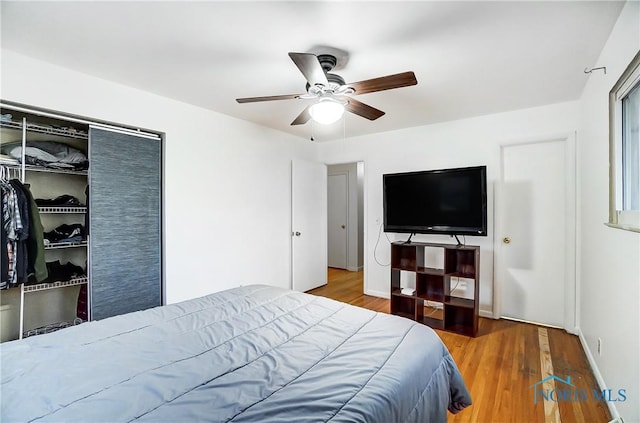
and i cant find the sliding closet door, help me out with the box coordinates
[89,127,162,320]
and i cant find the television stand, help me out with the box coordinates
[389,241,480,337]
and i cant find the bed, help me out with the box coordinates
[1,284,471,422]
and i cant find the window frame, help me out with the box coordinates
[608,50,640,233]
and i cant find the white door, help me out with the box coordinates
[498,138,575,328]
[328,173,348,269]
[291,159,327,292]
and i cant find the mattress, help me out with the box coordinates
[0,284,471,422]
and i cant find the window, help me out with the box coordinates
[609,51,640,232]
[622,82,639,210]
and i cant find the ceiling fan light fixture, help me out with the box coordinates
[309,98,345,125]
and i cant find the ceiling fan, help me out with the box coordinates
[236,52,418,125]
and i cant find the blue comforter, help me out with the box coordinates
[1,285,471,422]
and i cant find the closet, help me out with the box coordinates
[0,102,163,341]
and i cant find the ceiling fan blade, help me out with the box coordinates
[236,93,303,103]
[288,52,329,87]
[291,105,312,126]
[347,71,417,95]
[345,98,385,120]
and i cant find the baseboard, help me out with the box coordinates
[347,265,363,272]
[365,289,390,299]
[479,309,494,318]
[576,327,621,421]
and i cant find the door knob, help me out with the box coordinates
[294,231,301,236]
[503,237,511,244]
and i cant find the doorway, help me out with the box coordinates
[327,162,364,279]
[496,135,576,331]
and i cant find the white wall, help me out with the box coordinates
[1,49,316,304]
[318,101,580,314]
[577,2,639,421]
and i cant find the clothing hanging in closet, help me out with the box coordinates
[1,176,48,289]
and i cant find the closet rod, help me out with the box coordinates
[0,102,161,140]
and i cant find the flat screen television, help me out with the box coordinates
[383,165,487,236]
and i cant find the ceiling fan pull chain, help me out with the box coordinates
[343,112,346,141]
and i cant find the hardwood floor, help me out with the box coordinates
[308,268,612,423]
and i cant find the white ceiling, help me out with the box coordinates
[0,1,625,141]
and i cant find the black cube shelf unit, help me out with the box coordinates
[390,241,480,337]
